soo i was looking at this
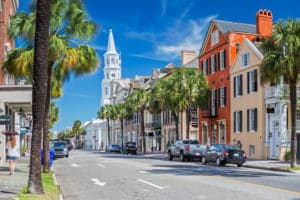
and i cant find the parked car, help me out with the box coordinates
[109,144,121,153]
[168,139,207,162]
[65,139,75,151]
[51,141,69,158]
[125,142,137,155]
[201,144,247,167]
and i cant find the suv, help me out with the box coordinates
[125,142,137,155]
[51,141,69,158]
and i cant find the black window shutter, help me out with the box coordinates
[240,75,243,96]
[247,109,250,131]
[234,76,236,97]
[247,72,250,94]
[208,59,211,74]
[234,112,236,132]
[223,50,226,68]
[254,108,257,131]
[201,60,204,73]
[254,69,258,92]
[224,87,226,106]
[240,111,243,132]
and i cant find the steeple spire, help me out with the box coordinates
[106,29,117,54]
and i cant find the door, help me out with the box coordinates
[270,120,280,158]
[297,134,300,161]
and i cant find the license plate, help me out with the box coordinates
[234,153,239,157]
[196,153,200,156]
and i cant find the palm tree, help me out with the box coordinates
[27,0,51,194]
[72,120,82,148]
[261,19,300,167]
[49,102,59,129]
[98,104,114,149]
[126,89,149,154]
[4,0,98,172]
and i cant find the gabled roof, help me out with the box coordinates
[213,20,256,34]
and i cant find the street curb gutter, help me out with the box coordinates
[53,173,64,200]
[243,165,294,173]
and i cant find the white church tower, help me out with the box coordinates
[101,29,121,106]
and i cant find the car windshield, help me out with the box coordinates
[224,145,241,150]
[183,140,199,144]
[127,142,136,146]
[53,142,66,147]
[112,145,119,148]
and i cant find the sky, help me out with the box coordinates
[18,0,299,132]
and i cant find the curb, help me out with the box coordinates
[53,173,64,200]
[243,165,294,173]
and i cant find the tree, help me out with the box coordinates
[49,102,59,129]
[126,89,149,154]
[4,0,98,172]
[98,104,114,149]
[72,120,82,148]
[27,0,51,194]
[261,19,300,167]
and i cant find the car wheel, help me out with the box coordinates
[202,156,206,165]
[65,154,69,158]
[216,158,221,166]
[180,152,185,162]
[237,163,243,167]
[168,151,173,161]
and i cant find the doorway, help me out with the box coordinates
[270,120,280,158]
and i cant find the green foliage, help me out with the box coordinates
[284,151,292,162]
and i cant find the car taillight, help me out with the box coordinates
[223,151,229,156]
[185,145,190,151]
[243,152,247,157]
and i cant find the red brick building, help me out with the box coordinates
[198,10,272,145]
[0,0,18,85]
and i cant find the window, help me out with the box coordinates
[134,113,139,125]
[111,73,116,78]
[211,89,216,116]
[105,87,108,95]
[241,53,250,67]
[297,110,300,120]
[247,69,258,93]
[249,145,255,156]
[234,111,242,132]
[202,59,208,75]
[234,74,243,97]
[0,1,2,12]
[219,50,225,70]
[106,57,110,65]
[210,55,216,73]
[219,87,226,107]
[211,30,219,46]
[247,108,257,132]
[106,73,109,79]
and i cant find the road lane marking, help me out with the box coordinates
[97,164,105,168]
[91,178,106,187]
[137,179,164,190]
[210,175,300,196]
[139,171,149,174]
[71,163,79,167]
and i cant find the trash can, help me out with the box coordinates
[41,149,55,167]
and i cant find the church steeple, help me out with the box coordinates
[106,29,117,54]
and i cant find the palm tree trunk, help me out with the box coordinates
[171,111,179,140]
[107,118,111,148]
[186,106,191,139]
[28,0,51,193]
[289,80,297,167]
[141,109,146,154]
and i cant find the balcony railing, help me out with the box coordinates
[265,84,300,99]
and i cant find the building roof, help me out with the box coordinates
[213,20,257,34]
[183,58,198,68]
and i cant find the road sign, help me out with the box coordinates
[0,115,10,120]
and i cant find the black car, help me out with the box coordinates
[125,142,137,155]
[202,144,246,167]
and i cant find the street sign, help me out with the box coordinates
[0,115,9,120]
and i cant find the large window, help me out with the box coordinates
[234,74,243,97]
[241,52,250,67]
[202,59,208,75]
[210,55,216,74]
[219,50,225,70]
[219,87,226,107]
[105,87,108,95]
[211,89,216,116]
[247,108,257,132]
[234,111,242,132]
[247,69,258,93]
[211,30,219,46]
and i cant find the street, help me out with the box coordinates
[53,150,300,200]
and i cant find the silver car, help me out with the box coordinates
[51,141,69,158]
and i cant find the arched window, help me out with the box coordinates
[111,58,115,64]
[105,87,108,95]
[106,73,109,79]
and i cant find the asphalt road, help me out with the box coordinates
[53,150,300,200]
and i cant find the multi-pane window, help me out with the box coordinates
[219,50,225,70]
[202,59,208,75]
[211,30,219,46]
[247,69,258,93]
[234,111,242,132]
[211,55,216,73]
[234,74,243,97]
[241,52,250,67]
[134,113,139,125]
[296,110,300,120]
[247,108,257,132]
[219,87,226,107]
[211,89,216,116]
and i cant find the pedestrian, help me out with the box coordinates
[6,135,19,176]
[237,140,242,149]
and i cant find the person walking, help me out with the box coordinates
[6,135,19,175]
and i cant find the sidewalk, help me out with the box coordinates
[0,156,29,200]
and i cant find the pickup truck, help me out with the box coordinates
[168,139,207,162]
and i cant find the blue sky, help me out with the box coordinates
[18,0,299,132]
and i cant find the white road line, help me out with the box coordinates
[91,178,106,187]
[138,170,149,174]
[97,163,105,168]
[137,179,164,190]
[71,163,79,167]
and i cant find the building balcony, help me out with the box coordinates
[265,84,300,100]
[145,121,161,129]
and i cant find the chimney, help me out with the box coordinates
[256,9,273,37]
[181,50,196,66]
